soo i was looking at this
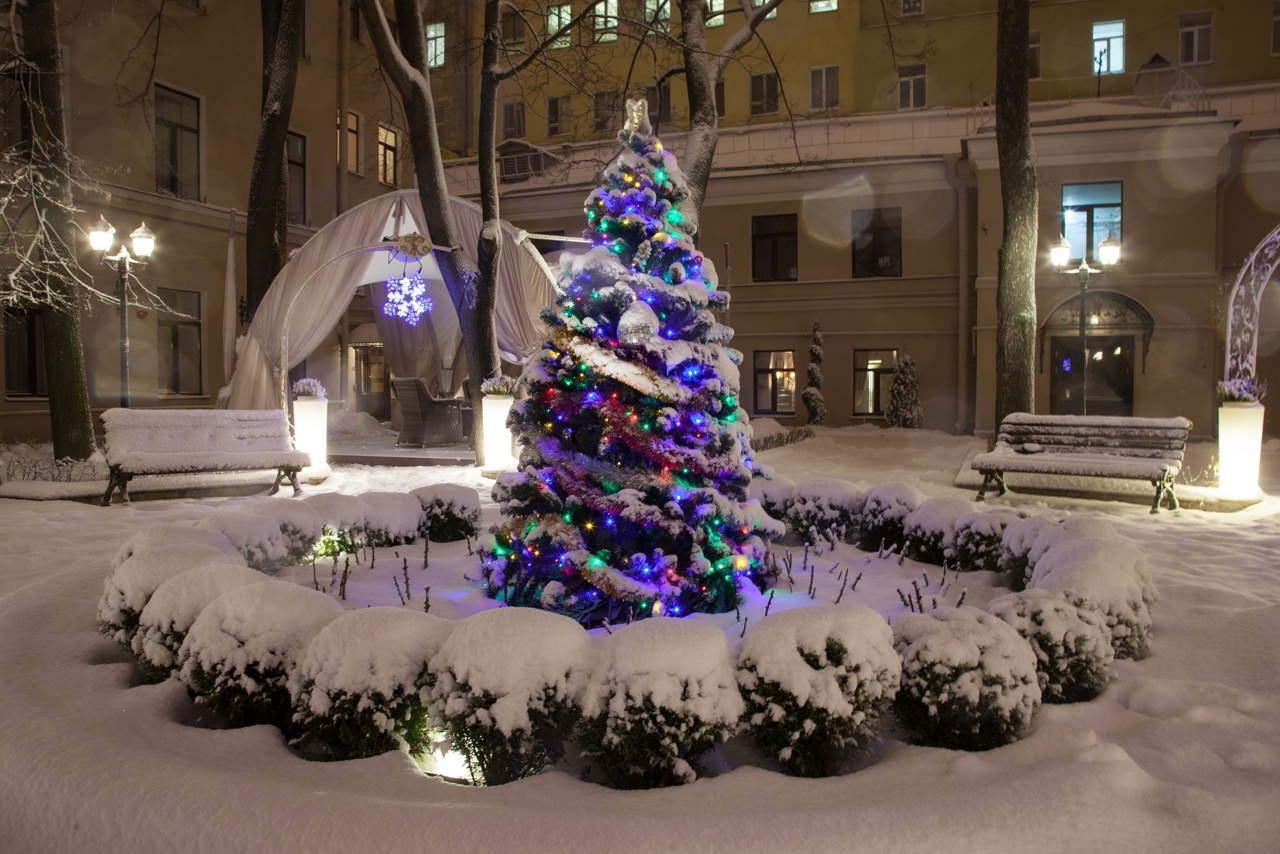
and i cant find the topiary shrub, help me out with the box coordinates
[902,497,976,565]
[986,590,1114,703]
[98,543,243,649]
[411,484,482,542]
[952,508,1025,574]
[197,510,312,573]
[289,608,454,760]
[748,471,795,524]
[784,479,863,553]
[1028,538,1157,611]
[178,581,344,730]
[1024,517,1118,581]
[892,606,1041,751]
[302,493,371,558]
[430,608,591,785]
[133,563,270,683]
[1027,550,1153,660]
[112,525,241,570]
[359,492,427,547]
[852,482,925,552]
[998,515,1061,590]
[578,618,743,789]
[738,605,900,777]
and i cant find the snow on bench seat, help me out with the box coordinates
[101,409,310,506]
[973,413,1192,513]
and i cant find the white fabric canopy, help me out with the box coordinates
[226,191,556,411]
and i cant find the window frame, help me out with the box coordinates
[810,65,839,111]
[1092,20,1125,75]
[286,130,307,225]
[752,0,778,20]
[1028,30,1041,80]
[547,3,572,49]
[749,71,780,116]
[644,0,670,32]
[592,90,618,131]
[897,63,926,110]
[853,349,898,417]
[547,95,570,136]
[154,83,201,200]
[425,22,446,68]
[809,0,838,13]
[852,208,903,279]
[377,125,398,186]
[156,287,204,398]
[1060,181,1123,265]
[350,0,361,41]
[342,109,363,175]
[901,0,922,16]
[500,11,526,51]
[502,101,526,139]
[1273,1,1280,57]
[643,84,671,128]
[753,350,797,415]
[715,79,725,118]
[3,307,47,399]
[594,0,618,43]
[751,214,798,282]
[1179,12,1211,66]
[706,0,725,27]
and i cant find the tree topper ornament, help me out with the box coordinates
[622,99,652,137]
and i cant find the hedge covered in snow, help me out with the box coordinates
[997,515,1060,589]
[411,484,482,542]
[1027,546,1153,660]
[748,471,795,523]
[783,479,862,553]
[302,493,371,557]
[112,525,241,570]
[952,508,1024,574]
[902,497,975,565]
[852,482,924,552]
[359,492,427,547]
[986,590,1114,703]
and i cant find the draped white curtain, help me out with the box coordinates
[226,191,556,411]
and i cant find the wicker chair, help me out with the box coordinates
[390,378,466,447]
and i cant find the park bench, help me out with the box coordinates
[100,408,311,506]
[972,412,1193,513]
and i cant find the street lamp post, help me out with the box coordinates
[1051,232,1120,415]
[89,216,156,409]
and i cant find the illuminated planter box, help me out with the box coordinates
[293,396,331,483]
[480,394,518,477]
[1217,402,1264,499]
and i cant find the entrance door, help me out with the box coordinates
[1049,335,1134,416]
[353,345,390,420]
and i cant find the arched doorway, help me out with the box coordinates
[1039,290,1154,416]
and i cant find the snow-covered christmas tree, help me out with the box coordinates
[801,321,826,426]
[885,353,924,428]
[481,100,781,627]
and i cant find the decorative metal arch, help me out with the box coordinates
[1224,222,1280,380]
[1038,289,1156,373]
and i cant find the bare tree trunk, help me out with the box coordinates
[677,0,717,246]
[21,0,94,459]
[994,0,1037,428]
[245,0,303,318]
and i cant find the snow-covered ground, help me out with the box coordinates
[2,426,1278,853]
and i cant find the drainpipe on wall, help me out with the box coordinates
[945,155,972,435]
[337,0,350,216]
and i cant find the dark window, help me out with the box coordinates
[287,132,306,225]
[1029,31,1041,79]
[3,308,46,398]
[754,351,796,414]
[1062,182,1122,264]
[1179,12,1211,65]
[155,85,200,198]
[593,91,618,131]
[350,0,361,40]
[898,64,925,109]
[752,214,798,281]
[547,96,570,136]
[750,72,779,115]
[715,79,725,118]
[501,12,525,50]
[503,102,525,139]
[377,125,398,185]
[852,208,902,278]
[901,0,922,15]
[0,68,31,158]
[854,349,897,415]
[643,84,671,128]
[344,111,360,172]
[157,288,202,396]
[1274,2,1280,56]
[810,65,839,110]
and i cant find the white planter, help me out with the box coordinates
[1218,402,1264,499]
[481,394,518,477]
[293,396,331,483]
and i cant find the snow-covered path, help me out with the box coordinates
[2,429,1278,853]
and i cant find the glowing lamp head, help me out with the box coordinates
[88,216,115,253]
[1050,235,1072,268]
[130,223,156,259]
[1098,232,1121,267]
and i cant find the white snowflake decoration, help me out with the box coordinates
[382,272,433,326]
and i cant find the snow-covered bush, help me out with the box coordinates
[430,608,591,785]
[986,590,1114,703]
[998,515,1060,589]
[801,321,826,426]
[892,606,1041,751]
[1025,516,1118,576]
[884,354,924,429]
[179,581,345,730]
[738,605,900,777]
[302,493,370,557]
[112,525,240,570]
[748,472,795,523]
[196,508,315,572]
[784,479,862,553]
[1028,549,1153,660]
[852,482,925,552]
[902,497,975,565]
[952,508,1025,574]
[98,544,242,648]
[132,563,269,682]
[578,618,743,789]
[411,484,482,542]
[360,492,427,546]
[290,608,454,760]
[1028,538,1157,610]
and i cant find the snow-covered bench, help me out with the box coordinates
[973,413,1193,513]
[100,409,311,506]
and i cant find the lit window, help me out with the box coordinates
[754,351,796,415]
[547,95,570,136]
[593,91,618,131]
[852,208,902,278]
[810,65,839,110]
[810,0,837,12]
[595,0,618,42]
[1179,12,1211,65]
[157,288,203,396]
[377,126,398,185]
[547,4,571,48]
[898,64,925,109]
[706,0,725,27]
[3,308,46,398]
[425,23,445,68]
[751,214,797,281]
[1029,30,1041,80]
[644,0,670,32]
[752,0,778,20]
[502,102,525,139]
[155,85,200,199]
[1092,21,1124,75]
[854,350,897,416]
[750,72,779,115]
[1061,182,1122,264]
[286,131,306,224]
